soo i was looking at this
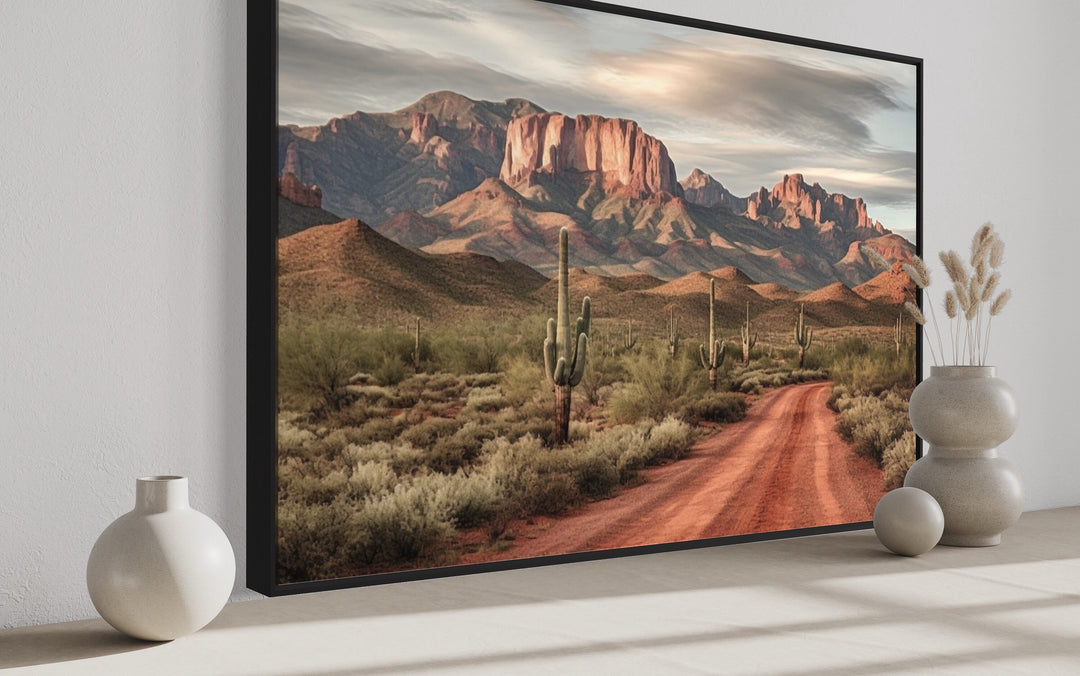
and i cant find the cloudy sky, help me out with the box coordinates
[278,0,918,235]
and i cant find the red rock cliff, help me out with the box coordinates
[500,113,680,197]
[278,171,322,208]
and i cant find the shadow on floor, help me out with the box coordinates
[0,622,159,669]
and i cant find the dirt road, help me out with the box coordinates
[466,381,886,563]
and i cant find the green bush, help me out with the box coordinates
[420,472,502,529]
[278,319,365,413]
[837,394,910,463]
[883,430,917,490]
[354,484,454,563]
[683,392,747,424]
[646,416,696,461]
[608,347,703,423]
[343,440,426,475]
[398,417,459,448]
[465,386,505,412]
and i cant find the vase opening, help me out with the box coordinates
[929,365,996,378]
[136,475,190,513]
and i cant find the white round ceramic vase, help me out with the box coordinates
[904,366,1022,547]
[874,487,944,556]
[87,476,235,641]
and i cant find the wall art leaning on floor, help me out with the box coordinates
[247,0,923,594]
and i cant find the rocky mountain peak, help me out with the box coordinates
[500,113,681,198]
[680,168,746,212]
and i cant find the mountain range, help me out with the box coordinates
[278,214,911,334]
[278,90,915,292]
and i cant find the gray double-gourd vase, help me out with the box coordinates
[904,366,1022,546]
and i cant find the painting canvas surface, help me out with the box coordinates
[273,0,919,584]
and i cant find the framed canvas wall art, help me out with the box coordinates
[248,0,923,595]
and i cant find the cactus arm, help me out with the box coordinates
[544,337,557,385]
[568,333,589,387]
[544,318,557,383]
[699,343,708,369]
[553,356,567,386]
[580,297,591,333]
[716,340,726,367]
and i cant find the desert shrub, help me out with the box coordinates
[427,434,485,474]
[572,453,620,498]
[346,461,398,500]
[683,392,747,424]
[568,420,595,442]
[837,395,910,463]
[501,354,545,407]
[278,420,317,457]
[729,367,827,394]
[351,385,394,407]
[354,484,454,564]
[278,319,366,413]
[826,338,916,394]
[281,468,349,506]
[608,348,704,423]
[646,416,695,461]
[398,417,460,448]
[465,372,502,388]
[325,400,376,428]
[418,472,502,529]
[481,436,580,515]
[373,353,408,387]
[350,416,405,445]
[579,349,622,406]
[277,496,366,582]
[431,332,508,375]
[343,440,426,475]
[465,386,505,412]
[527,472,581,515]
[827,384,853,412]
[883,430,917,490]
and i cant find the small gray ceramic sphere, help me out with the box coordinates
[874,487,944,556]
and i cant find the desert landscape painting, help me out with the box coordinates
[272,0,920,584]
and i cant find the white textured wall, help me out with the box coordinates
[1,0,1077,629]
[0,0,254,629]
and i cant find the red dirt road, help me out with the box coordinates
[466,381,886,563]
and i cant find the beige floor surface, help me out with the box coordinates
[2,508,1079,675]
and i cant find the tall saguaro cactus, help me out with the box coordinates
[699,278,726,390]
[794,304,813,368]
[894,312,903,356]
[411,317,421,370]
[667,308,680,358]
[623,319,637,352]
[741,300,758,365]
[543,228,590,445]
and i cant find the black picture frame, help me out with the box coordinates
[248,0,923,596]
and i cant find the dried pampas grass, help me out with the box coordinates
[990,289,1012,316]
[921,222,1012,366]
[861,245,890,272]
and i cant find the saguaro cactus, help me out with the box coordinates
[667,308,680,358]
[622,319,637,352]
[699,278,726,390]
[411,317,421,369]
[794,304,813,368]
[741,300,758,365]
[543,228,590,445]
[894,312,904,356]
